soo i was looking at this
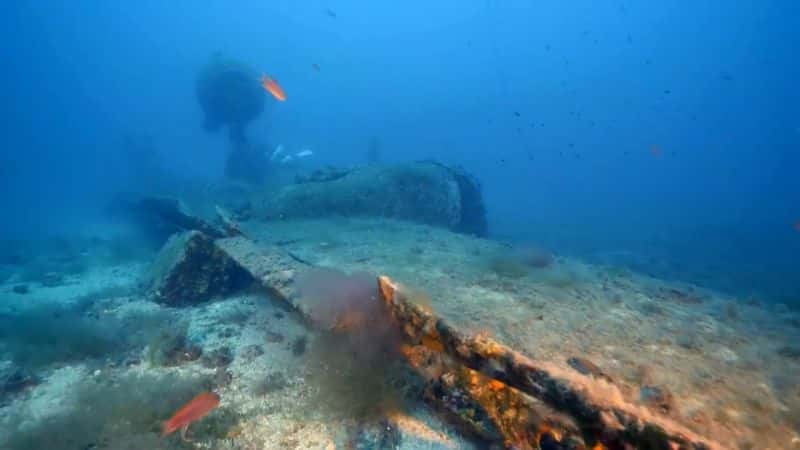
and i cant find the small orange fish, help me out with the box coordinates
[162,392,220,441]
[260,74,286,101]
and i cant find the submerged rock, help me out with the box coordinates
[12,284,29,295]
[147,231,252,306]
[0,367,39,402]
[40,272,65,287]
[777,345,800,359]
[256,161,488,236]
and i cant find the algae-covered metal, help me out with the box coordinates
[377,275,718,450]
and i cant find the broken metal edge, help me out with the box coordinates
[376,275,720,450]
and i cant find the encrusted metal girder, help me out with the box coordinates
[378,275,719,450]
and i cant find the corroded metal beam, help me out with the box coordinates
[378,275,719,450]
[215,236,310,314]
[207,235,719,449]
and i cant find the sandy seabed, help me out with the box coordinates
[1,217,799,449]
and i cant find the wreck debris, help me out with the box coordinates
[255,161,488,237]
[293,165,351,184]
[421,355,585,449]
[214,205,244,237]
[147,231,251,306]
[214,236,309,314]
[139,196,225,238]
[146,231,719,448]
[133,197,243,239]
[377,275,718,450]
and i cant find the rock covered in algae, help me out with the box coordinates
[147,230,251,306]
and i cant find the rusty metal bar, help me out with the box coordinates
[377,275,719,450]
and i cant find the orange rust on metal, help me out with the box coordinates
[421,334,445,353]
[377,275,719,450]
[381,278,583,448]
[455,364,580,450]
[420,355,585,449]
[487,379,505,391]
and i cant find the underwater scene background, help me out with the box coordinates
[1,1,799,449]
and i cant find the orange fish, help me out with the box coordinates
[260,74,286,101]
[162,392,220,441]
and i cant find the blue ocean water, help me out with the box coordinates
[3,1,797,303]
[1,2,799,448]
